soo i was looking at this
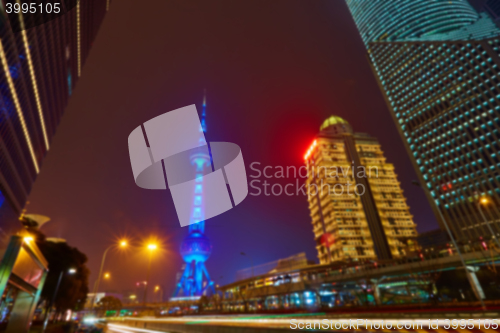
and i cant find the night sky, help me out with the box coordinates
[27,0,437,296]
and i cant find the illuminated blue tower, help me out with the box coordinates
[173,93,216,297]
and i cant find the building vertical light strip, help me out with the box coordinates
[0,0,108,236]
[106,0,110,11]
[77,0,81,77]
[0,40,39,174]
[18,14,50,151]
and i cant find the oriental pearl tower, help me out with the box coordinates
[173,93,216,297]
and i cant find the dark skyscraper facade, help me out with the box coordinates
[0,2,108,240]
[346,0,500,242]
[470,0,500,21]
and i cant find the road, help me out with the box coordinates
[103,312,500,333]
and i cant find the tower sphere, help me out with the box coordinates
[180,231,212,263]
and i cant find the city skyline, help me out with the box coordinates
[24,0,436,294]
[2,1,500,329]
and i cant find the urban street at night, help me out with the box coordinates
[1,1,500,333]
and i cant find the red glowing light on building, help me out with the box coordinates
[320,233,335,247]
[304,140,318,161]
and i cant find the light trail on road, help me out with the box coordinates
[106,317,500,332]
[108,323,171,333]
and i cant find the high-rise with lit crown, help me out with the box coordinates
[0,1,108,241]
[304,116,417,264]
[346,0,500,243]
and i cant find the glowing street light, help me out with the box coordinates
[154,285,163,303]
[479,196,491,207]
[143,242,158,304]
[477,196,500,250]
[91,239,129,310]
[104,272,110,279]
[23,236,34,243]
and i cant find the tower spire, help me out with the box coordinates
[172,91,215,299]
[201,89,207,133]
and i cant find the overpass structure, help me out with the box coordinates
[104,250,500,316]
[218,249,500,311]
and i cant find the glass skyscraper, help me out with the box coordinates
[346,0,500,243]
[0,2,108,243]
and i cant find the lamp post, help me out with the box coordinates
[143,243,157,305]
[240,252,254,278]
[412,181,485,309]
[91,240,127,310]
[42,268,76,333]
[477,196,500,250]
[154,285,163,303]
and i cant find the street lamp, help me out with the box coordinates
[23,236,34,243]
[42,268,76,333]
[412,181,486,309]
[154,285,163,303]
[240,252,254,278]
[143,243,157,305]
[104,272,110,279]
[477,196,500,250]
[91,240,128,310]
